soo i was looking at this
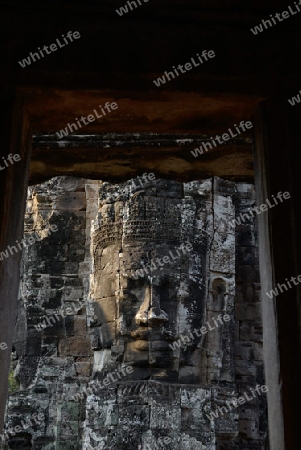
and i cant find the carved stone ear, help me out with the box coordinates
[212,278,227,310]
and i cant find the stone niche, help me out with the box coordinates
[2,176,268,450]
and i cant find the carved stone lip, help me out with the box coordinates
[129,329,150,339]
[129,328,177,342]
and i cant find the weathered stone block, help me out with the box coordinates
[236,282,260,303]
[235,342,254,361]
[92,297,116,325]
[150,405,181,430]
[85,183,102,199]
[235,360,256,377]
[59,336,93,356]
[239,419,259,440]
[240,323,263,343]
[65,316,86,336]
[53,192,86,211]
[236,265,260,283]
[235,303,262,321]
[236,246,258,265]
[119,405,150,427]
[75,360,91,377]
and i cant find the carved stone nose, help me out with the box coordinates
[135,285,168,326]
[135,308,148,325]
[135,306,168,326]
[147,307,168,326]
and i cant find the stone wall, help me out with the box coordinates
[1,176,268,449]
[234,184,268,446]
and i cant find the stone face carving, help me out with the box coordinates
[90,181,209,383]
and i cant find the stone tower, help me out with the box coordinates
[2,176,268,449]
